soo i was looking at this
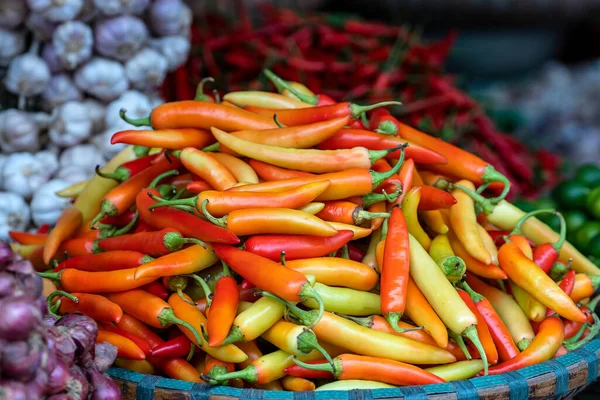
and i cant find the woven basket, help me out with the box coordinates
[107,338,600,400]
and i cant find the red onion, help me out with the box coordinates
[67,365,90,400]
[93,342,118,373]
[48,359,71,395]
[0,380,29,400]
[0,241,13,266]
[47,326,77,367]
[0,295,42,340]
[0,337,43,381]
[0,271,16,297]
[56,313,98,359]
[87,369,121,400]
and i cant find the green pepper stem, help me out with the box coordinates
[340,245,349,260]
[355,210,390,226]
[380,215,389,241]
[263,69,317,105]
[449,183,495,215]
[148,195,197,211]
[202,142,221,152]
[273,113,286,128]
[482,166,511,204]
[449,331,472,361]
[221,260,231,277]
[360,113,370,129]
[279,251,287,266]
[260,292,318,327]
[120,108,151,127]
[46,290,79,317]
[133,146,150,158]
[94,165,127,183]
[109,212,139,237]
[212,90,221,104]
[148,169,179,190]
[201,199,227,228]
[517,338,531,351]
[292,357,339,376]
[201,365,257,385]
[439,256,466,282]
[350,101,402,119]
[361,190,400,208]
[368,143,406,165]
[563,322,588,345]
[220,325,244,345]
[157,308,203,346]
[510,209,557,237]
[164,232,206,250]
[296,329,335,372]
[386,312,423,333]
[184,274,212,306]
[299,285,325,328]
[335,313,374,328]
[195,77,215,102]
[369,144,407,189]
[552,211,567,252]
[587,293,600,310]
[460,282,484,303]
[375,120,398,135]
[463,325,488,375]
[565,313,600,351]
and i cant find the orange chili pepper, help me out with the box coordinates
[380,207,411,332]
[498,242,586,323]
[248,159,315,181]
[111,128,215,149]
[211,127,403,174]
[207,263,240,347]
[203,354,235,383]
[570,274,600,303]
[368,201,387,231]
[97,329,146,360]
[447,230,508,280]
[235,341,284,390]
[39,267,155,293]
[207,152,259,184]
[285,257,378,291]
[43,207,82,264]
[391,158,415,206]
[150,181,330,217]
[121,101,278,131]
[457,290,499,365]
[179,147,237,191]
[60,237,98,258]
[326,222,372,239]
[280,376,316,391]
[405,277,449,348]
[488,317,564,375]
[316,200,389,226]
[201,205,338,237]
[54,250,152,272]
[133,244,217,280]
[8,231,47,246]
[49,291,123,323]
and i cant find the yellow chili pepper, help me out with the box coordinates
[401,187,431,251]
[221,296,285,345]
[223,91,313,109]
[429,234,466,283]
[302,283,381,316]
[509,280,546,322]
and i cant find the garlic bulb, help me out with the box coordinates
[30,179,71,227]
[83,98,106,133]
[149,36,190,72]
[104,90,152,128]
[0,28,25,67]
[77,0,98,23]
[95,15,149,62]
[41,43,64,73]
[2,151,58,199]
[53,20,94,70]
[0,109,41,153]
[74,57,129,101]
[94,0,150,16]
[57,143,105,183]
[0,0,27,29]
[125,48,168,91]
[26,12,58,41]
[4,53,51,97]
[42,73,83,109]
[26,0,85,23]
[150,0,192,37]
[48,100,93,147]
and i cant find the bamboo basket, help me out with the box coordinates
[107,337,600,400]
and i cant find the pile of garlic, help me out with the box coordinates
[0,0,192,239]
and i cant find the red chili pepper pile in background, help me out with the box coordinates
[161,4,562,201]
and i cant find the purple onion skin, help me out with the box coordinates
[0,339,43,381]
[48,394,79,400]
[48,326,77,367]
[0,381,29,400]
[68,366,90,400]
[57,313,98,359]
[44,313,60,327]
[48,359,72,395]
[0,296,42,340]
[30,369,49,399]
[0,241,13,267]
[19,273,44,299]
[0,272,16,297]
[87,369,122,400]
[6,258,35,275]
[93,342,118,373]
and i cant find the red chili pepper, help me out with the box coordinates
[207,263,240,347]
[370,159,403,195]
[416,186,457,210]
[37,224,50,234]
[283,361,335,379]
[336,243,365,262]
[244,230,354,261]
[133,219,153,233]
[151,335,194,358]
[61,236,99,257]
[99,210,138,227]
[546,270,577,317]
[142,281,169,300]
[240,279,254,290]
[54,251,153,272]
[457,290,499,365]
[533,213,567,273]
[94,154,156,183]
[97,228,205,257]
[136,188,240,244]
[8,231,47,246]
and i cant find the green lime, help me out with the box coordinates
[573,221,600,252]
[532,198,558,211]
[575,164,600,188]
[586,186,600,220]
[538,213,561,233]
[552,181,591,210]
[563,210,588,234]
[512,199,536,213]
[587,234,600,259]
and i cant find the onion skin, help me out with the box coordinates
[0,272,16,297]
[0,380,29,400]
[0,241,13,266]
[0,338,43,381]
[93,342,118,373]
[87,368,121,400]
[0,295,42,340]
[48,326,77,367]
[20,273,43,299]
[56,313,98,360]
[48,360,71,395]
[68,365,90,400]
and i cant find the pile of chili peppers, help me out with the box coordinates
[9,72,600,392]
[161,3,563,201]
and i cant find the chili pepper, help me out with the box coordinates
[207,152,259,184]
[101,324,153,356]
[211,127,402,174]
[114,358,155,375]
[372,33,408,95]
[285,257,378,291]
[295,282,380,316]
[280,376,315,392]
[47,291,123,324]
[415,185,457,211]
[401,186,431,251]
[224,91,312,109]
[121,101,278,131]
[227,155,405,202]
[201,202,338,237]
[133,244,217,280]
[486,201,600,275]
[150,335,194,359]
[426,360,485,382]
[508,280,546,322]
[54,250,152,272]
[570,274,600,303]
[61,236,99,257]
[466,274,534,351]
[547,270,577,318]
[152,181,330,217]
[142,281,169,300]
[203,354,237,387]
[178,147,237,191]
[460,282,519,362]
[213,244,325,326]
[248,159,314,181]
[185,180,213,194]
[93,154,157,184]
[498,240,586,323]
[326,222,372,240]
[244,230,354,261]
[43,207,83,265]
[8,231,47,246]
[429,234,466,283]
[316,128,447,165]
[90,156,182,227]
[487,316,564,375]
[166,292,248,363]
[37,224,50,234]
[98,209,138,227]
[111,128,215,150]
[244,100,401,126]
[97,228,205,257]
[407,234,489,373]
[97,329,146,360]
[370,159,403,195]
[457,290,499,365]
[446,229,507,280]
[315,200,389,226]
[393,158,415,206]
[39,267,156,293]
[220,296,286,345]
[532,213,567,273]
[207,263,239,347]
[136,188,240,244]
